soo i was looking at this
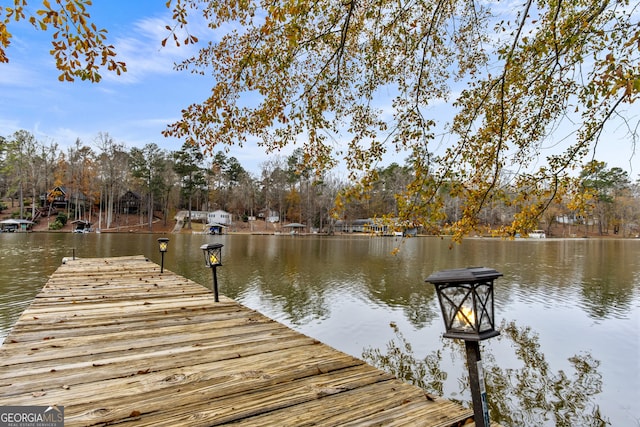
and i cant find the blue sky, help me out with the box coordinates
[1,2,637,177]
[0,2,266,168]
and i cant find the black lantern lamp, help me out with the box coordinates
[200,243,223,301]
[426,267,502,427]
[427,267,501,341]
[157,238,169,273]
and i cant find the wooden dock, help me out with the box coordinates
[0,256,474,426]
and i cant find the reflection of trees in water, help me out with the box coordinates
[363,322,448,396]
[363,321,609,427]
[402,292,439,328]
[487,322,608,426]
[579,276,635,320]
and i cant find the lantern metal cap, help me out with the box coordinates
[200,243,223,251]
[425,267,502,284]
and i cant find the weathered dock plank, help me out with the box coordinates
[0,255,475,426]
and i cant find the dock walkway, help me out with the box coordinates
[0,256,474,426]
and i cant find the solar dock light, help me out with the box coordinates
[157,237,169,273]
[200,243,223,302]
[426,267,502,427]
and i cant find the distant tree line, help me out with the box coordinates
[0,130,638,236]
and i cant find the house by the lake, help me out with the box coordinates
[207,210,232,225]
[335,218,417,236]
[0,219,34,232]
[71,220,92,233]
[41,186,90,212]
[119,190,142,215]
[258,209,280,223]
[206,210,232,234]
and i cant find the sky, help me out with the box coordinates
[0,2,272,170]
[0,2,638,178]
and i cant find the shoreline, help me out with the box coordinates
[2,211,637,239]
[8,228,638,239]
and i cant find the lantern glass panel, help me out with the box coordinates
[436,281,497,340]
[476,282,494,333]
[439,284,476,334]
[158,240,168,252]
[209,251,219,266]
[202,248,208,267]
[200,244,223,267]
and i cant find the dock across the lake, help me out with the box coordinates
[0,255,475,426]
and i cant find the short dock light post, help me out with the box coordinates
[157,238,169,273]
[200,243,223,302]
[426,267,502,427]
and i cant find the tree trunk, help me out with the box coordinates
[107,183,114,229]
[19,183,24,219]
[31,187,37,220]
[148,193,154,231]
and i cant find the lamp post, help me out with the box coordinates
[426,267,502,427]
[200,243,223,302]
[157,238,169,273]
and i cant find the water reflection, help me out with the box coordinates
[220,236,441,327]
[363,321,609,427]
[0,233,638,426]
[496,240,639,320]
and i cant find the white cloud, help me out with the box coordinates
[103,15,202,84]
[0,62,40,86]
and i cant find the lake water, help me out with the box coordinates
[1,233,638,426]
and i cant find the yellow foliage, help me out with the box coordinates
[4,1,635,239]
[0,0,125,82]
